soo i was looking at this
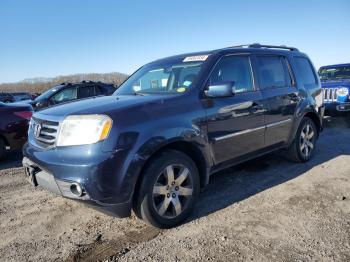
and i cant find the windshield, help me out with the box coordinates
[114,59,206,96]
[319,65,350,81]
[35,84,64,101]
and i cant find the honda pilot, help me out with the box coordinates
[23,44,324,228]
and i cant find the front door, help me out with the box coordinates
[204,54,266,164]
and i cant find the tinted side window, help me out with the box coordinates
[78,86,95,98]
[256,56,292,89]
[94,86,104,95]
[294,57,317,89]
[51,87,77,104]
[209,55,254,93]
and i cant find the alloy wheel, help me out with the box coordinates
[299,124,314,157]
[152,164,194,218]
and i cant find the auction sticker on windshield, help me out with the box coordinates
[183,55,209,62]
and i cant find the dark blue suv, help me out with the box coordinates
[319,63,350,113]
[28,81,116,111]
[23,44,324,228]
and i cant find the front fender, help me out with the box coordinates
[120,126,210,202]
[137,126,207,159]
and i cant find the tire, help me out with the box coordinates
[286,117,317,163]
[134,150,200,229]
[0,137,6,160]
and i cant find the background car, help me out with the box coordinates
[11,92,35,102]
[0,93,15,103]
[319,63,350,114]
[28,81,116,110]
[0,102,33,159]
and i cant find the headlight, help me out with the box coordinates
[336,87,349,97]
[56,115,112,146]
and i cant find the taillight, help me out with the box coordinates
[14,111,33,120]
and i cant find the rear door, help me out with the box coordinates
[254,54,299,146]
[205,54,266,164]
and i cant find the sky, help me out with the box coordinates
[0,0,349,83]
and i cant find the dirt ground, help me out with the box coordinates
[0,116,349,262]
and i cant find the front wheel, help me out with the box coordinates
[134,150,200,228]
[287,117,317,162]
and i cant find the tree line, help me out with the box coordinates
[0,72,129,94]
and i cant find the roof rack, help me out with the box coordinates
[231,43,299,51]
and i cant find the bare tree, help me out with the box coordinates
[0,72,128,93]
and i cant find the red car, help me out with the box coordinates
[0,102,33,159]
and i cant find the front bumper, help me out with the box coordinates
[22,143,134,218]
[324,102,350,112]
[336,103,350,112]
[3,120,29,150]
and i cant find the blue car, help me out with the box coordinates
[319,63,350,113]
[23,44,324,228]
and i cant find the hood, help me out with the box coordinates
[36,94,172,117]
[3,101,33,111]
[17,99,36,105]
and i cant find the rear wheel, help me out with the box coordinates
[0,137,6,160]
[134,150,200,228]
[287,117,317,162]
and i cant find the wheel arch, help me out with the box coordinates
[132,140,210,204]
[288,106,322,146]
[303,111,321,136]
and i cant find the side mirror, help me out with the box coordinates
[204,81,236,98]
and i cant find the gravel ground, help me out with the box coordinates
[0,116,349,261]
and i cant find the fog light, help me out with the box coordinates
[70,183,83,197]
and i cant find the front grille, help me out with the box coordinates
[323,88,338,102]
[32,118,59,147]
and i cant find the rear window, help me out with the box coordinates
[256,56,292,89]
[294,57,317,88]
